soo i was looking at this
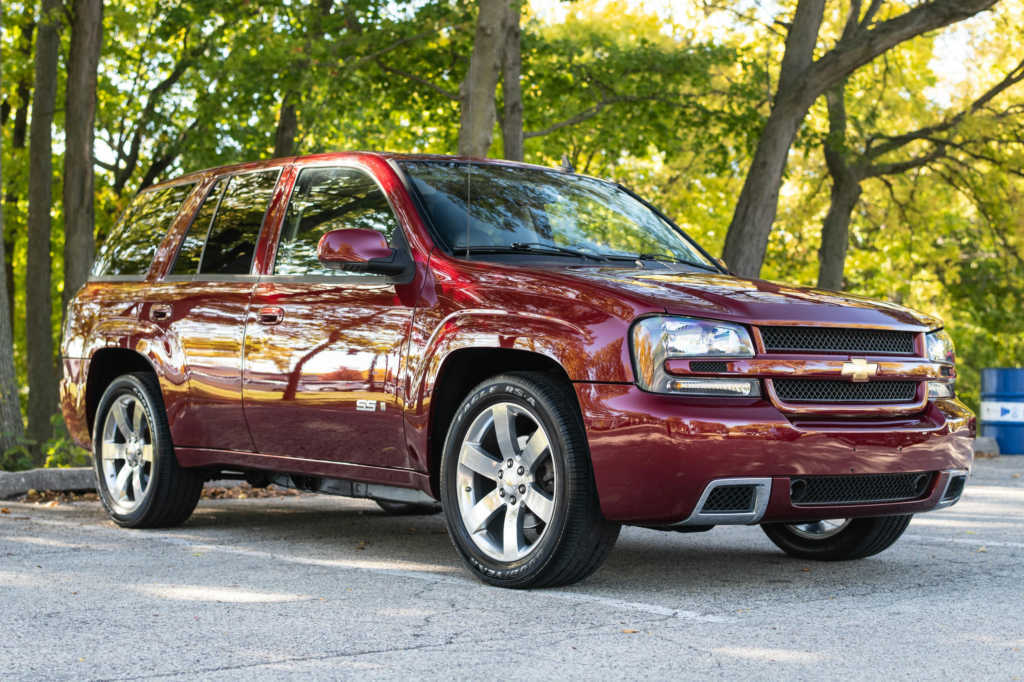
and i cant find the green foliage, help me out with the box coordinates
[1,416,89,471]
[3,0,1024,452]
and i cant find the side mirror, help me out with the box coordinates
[317,228,408,277]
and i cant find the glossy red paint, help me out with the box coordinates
[61,151,975,523]
[317,228,394,265]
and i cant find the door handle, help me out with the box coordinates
[258,306,284,325]
[150,304,172,321]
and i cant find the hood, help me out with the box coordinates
[558,267,941,331]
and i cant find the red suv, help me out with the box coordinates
[61,153,974,588]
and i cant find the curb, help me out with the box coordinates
[0,467,95,499]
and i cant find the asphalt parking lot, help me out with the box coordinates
[2,458,1022,681]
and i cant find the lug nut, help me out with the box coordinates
[465,486,472,492]
[507,460,514,468]
[510,496,517,505]
[517,466,524,475]
[497,470,503,478]
[499,489,505,498]
[518,484,526,494]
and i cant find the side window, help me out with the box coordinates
[198,170,279,275]
[92,182,196,277]
[170,180,224,275]
[274,167,399,276]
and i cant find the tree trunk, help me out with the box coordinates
[501,0,523,161]
[816,175,862,291]
[816,81,863,291]
[458,0,508,157]
[721,0,825,278]
[0,134,26,453]
[25,0,63,462]
[63,0,104,310]
[273,95,298,158]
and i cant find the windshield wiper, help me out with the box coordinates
[466,242,606,261]
[603,252,719,272]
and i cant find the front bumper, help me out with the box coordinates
[575,383,975,524]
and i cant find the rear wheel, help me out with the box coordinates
[440,372,619,588]
[93,373,202,528]
[761,515,913,561]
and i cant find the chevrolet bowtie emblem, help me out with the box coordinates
[841,358,878,382]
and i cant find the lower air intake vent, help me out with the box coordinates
[943,474,966,501]
[789,472,934,506]
[773,379,918,403]
[702,485,755,513]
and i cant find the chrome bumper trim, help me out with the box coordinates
[672,477,773,527]
[932,468,969,511]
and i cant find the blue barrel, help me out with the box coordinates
[980,368,1024,455]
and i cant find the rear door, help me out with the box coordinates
[242,165,414,468]
[148,169,281,452]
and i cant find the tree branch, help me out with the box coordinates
[866,56,1024,159]
[811,0,999,97]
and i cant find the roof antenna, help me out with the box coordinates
[560,154,575,172]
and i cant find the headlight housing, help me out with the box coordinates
[925,329,955,365]
[925,329,956,398]
[631,316,759,396]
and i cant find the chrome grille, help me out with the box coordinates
[773,379,917,403]
[789,472,933,505]
[760,327,916,354]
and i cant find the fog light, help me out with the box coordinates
[927,381,954,399]
[666,378,760,397]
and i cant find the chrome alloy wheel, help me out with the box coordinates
[786,519,852,540]
[100,394,154,514]
[456,402,557,562]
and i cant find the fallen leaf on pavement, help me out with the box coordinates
[0,508,9,514]
[977,546,988,553]
[622,629,639,634]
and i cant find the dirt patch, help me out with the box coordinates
[15,482,302,505]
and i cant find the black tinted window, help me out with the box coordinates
[92,182,196,276]
[275,167,399,276]
[199,170,279,275]
[170,181,224,275]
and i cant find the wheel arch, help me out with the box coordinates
[85,348,160,439]
[423,346,577,498]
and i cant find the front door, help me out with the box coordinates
[242,166,414,468]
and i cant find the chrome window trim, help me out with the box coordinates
[257,274,394,287]
[88,275,147,283]
[671,477,773,527]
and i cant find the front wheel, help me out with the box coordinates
[761,515,913,561]
[439,372,619,588]
[93,373,203,528]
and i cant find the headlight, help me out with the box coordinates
[632,316,759,396]
[926,329,955,365]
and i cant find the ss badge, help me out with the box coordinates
[356,399,377,412]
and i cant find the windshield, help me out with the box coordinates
[399,160,714,268]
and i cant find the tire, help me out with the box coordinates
[760,515,913,561]
[375,500,441,516]
[93,372,202,528]
[439,372,620,588]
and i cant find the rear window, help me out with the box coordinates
[92,182,196,277]
[198,170,279,275]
